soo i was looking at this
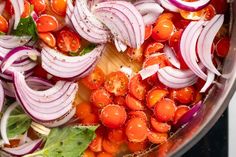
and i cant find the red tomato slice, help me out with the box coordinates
[0,15,8,33]
[169,29,183,53]
[173,105,190,125]
[81,67,105,90]
[83,149,96,157]
[125,94,145,111]
[146,88,169,109]
[170,86,195,104]
[89,134,103,152]
[150,117,171,133]
[143,54,170,68]
[90,88,113,108]
[108,128,126,144]
[36,14,58,32]
[145,25,153,40]
[75,102,92,120]
[39,32,56,48]
[102,138,120,154]
[21,0,31,18]
[128,74,147,101]
[128,111,148,122]
[29,0,46,15]
[50,0,67,16]
[97,152,113,157]
[104,71,128,96]
[81,113,99,125]
[144,42,164,57]
[126,46,144,62]
[127,141,148,153]
[148,131,168,144]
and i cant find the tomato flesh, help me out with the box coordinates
[128,74,147,100]
[76,102,92,120]
[0,15,8,33]
[29,0,46,14]
[125,94,144,111]
[150,117,171,133]
[90,88,113,108]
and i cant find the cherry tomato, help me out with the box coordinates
[143,54,170,68]
[180,9,204,20]
[104,71,129,96]
[173,105,190,125]
[216,37,230,58]
[57,28,81,53]
[114,96,126,106]
[170,87,195,104]
[154,98,176,122]
[90,88,113,108]
[169,29,183,53]
[39,32,56,47]
[150,117,171,133]
[100,104,127,129]
[29,0,46,14]
[75,102,92,119]
[128,74,147,100]
[152,20,175,42]
[89,134,103,152]
[21,0,31,18]
[145,25,153,40]
[125,118,148,142]
[102,138,120,154]
[50,0,67,16]
[126,45,144,62]
[0,15,8,33]
[127,141,148,153]
[108,128,126,144]
[36,14,58,32]
[125,94,144,111]
[144,42,164,57]
[148,131,168,144]
[203,5,216,20]
[81,67,105,90]
[146,88,169,109]
[4,139,20,148]
[156,13,175,24]
[82,149,95,157]
[97,152,113,157]
[128,111,148,122]
[5,0,14,15]
[81,113,99,125]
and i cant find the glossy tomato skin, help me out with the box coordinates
[128,74,147,101]
[145,25,153,40]
[36,14,58,32]
[39,32,56,47]
[216,37,230,58]
[128,111,148,122]
[5,0,14,15]
[89,134,103,152]
[108,128,126,144]
[170,87,195,104]
[146,88,169,109]
[29,0,46,15]
[81,113,99,125]
[0,15,8,33]
[75,102,92,120]
[127,141,148,152]
[148,131,168,144]
[90,88,113,108]
[125,94,145,111]
[102,138,120,154]
[81,67,105,90]
[50,0,67,16]
[150,117,171,133]
[21,0,31,18]
[173,105,190,125]
[100,104,127,129]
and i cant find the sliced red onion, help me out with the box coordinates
[7,17,15,34]
[0,1,6,15]
[120,66,133,77]
[31,122,51,136]
[2,81,15,98]
[9,0,24,29]
[42,108,76,128]
[180,21,207,80]
[26,77,53,91]
[70,0,110,43]
[2,139,42,156]
[114,38,127,52]
[30,11,39,22]
[1,46,40,73]
[197,15,224,76]
[157,66,198,89]
[175,101,203,128]
[159,0,179,12]
[134,0,164,25]
[200,70,215,93]
[93,0,145,48]
[65,0,74,27]
[164,45,180,69]
[0,80,4,112]
[41,45,104,79]
[13,72,78,122]
[168,0,210,11]
[134,0,156,5]
[19,132,32,145]
[0,102,18,145]
[0,36,31,49]
[139,64,159,80]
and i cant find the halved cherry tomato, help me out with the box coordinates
[203,5,216,20]
[173,105,190,125]
[144,42,164,57]
[127,141,148,153]
[36,14,58,32]
[128,74,147,100]
[97,152,113,157]
[89,134,103,152]
[150,117,171,133]
[148,131,168,144]
[169,29,183,53]
[108,128,126,144]
[102,138,120,154]
[4,139,20,148]
[29,0,46,15]
[145,25,153,40]
[100,104,127,129]
[146,88,169,109]
[90,88,113,108]
[126,45,144,62]
[81,67,105,90]
[152,19,175,42]
[5,0,14,15]
[125,94,144,111]
[180,9,204,20]
[104,71,128,96]
[82,149,95,157]
[0,15,8,33]
[156,13,175,24]
[21,0,31,18]
[114,96,126,106]
[170,87,195,104]
[57,28,81,53]
[125,117,148,142]
[76,102,92,120]
[81,113,99,125]
[154,98,176,122]
[39,32,56,47]
[216,37,230,58]
[50,0,67,16]
[143,54,170,68]
[128,111,148,122]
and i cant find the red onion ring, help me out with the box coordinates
[200,70,215,93]
[159,0,179,12]
[139,64,159,80]
[168,0,210,11]
[0,80,4,112]
[0,36,31,49]
[114,38,127,52]
[2,81,15,98]
[26,77,53,91]
[164,45,180,69]
[9,0,24,29]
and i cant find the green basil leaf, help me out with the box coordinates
[79,44,96,56]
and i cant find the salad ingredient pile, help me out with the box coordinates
[0,0,230,156]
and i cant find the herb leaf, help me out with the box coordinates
[79,44,96,56]
[25,126,98,157]
[12,16,38,41]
